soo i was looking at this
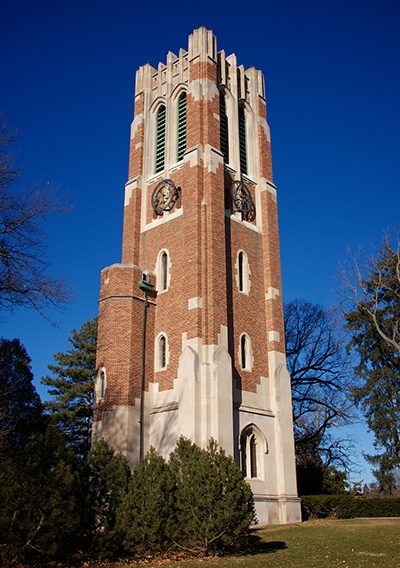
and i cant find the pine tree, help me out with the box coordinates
[0,338,44,460]
[340,234,400,492]
[88,438,131,558]
[0,425,84,564]
[41,317,97,459]
[117,446,175,555]
[169,437,255,553]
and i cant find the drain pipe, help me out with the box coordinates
[138,273,154,460]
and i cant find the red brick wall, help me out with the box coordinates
[96,36,287,420]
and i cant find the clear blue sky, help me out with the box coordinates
[1,0,400,484]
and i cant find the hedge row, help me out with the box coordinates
[301,495,400,520]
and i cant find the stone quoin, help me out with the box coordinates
[93,26,301,525]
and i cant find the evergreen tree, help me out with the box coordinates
[41,317,97,459]
[0,425,84,564]
[169,437,256,553]
[339,234,400,491]
[88,438,131,558]
[0,337,44,460]
[117,446,175,555]
[296,458,349,496]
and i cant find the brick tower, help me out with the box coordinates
[93,27,301,525]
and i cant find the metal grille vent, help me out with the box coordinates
[177,93,186,161]
[155,105,166,173]
[238,107,247,175]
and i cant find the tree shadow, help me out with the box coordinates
[238,530,287,556]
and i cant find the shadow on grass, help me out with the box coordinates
[237,530,287,556]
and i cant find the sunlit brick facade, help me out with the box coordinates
[93,27,301,525]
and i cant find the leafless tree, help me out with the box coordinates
[0,113,73,319]
[284,300,357,469]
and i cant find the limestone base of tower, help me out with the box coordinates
[92,330,302,526]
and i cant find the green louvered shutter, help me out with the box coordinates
[238,107,247,175]
[177,93,186,161]
[220,92,229,163]
[155,105,166,173]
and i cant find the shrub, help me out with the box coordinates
[117,446,175,554]
[169,437,256,553]
[88,438,131,558]
[301,494,400,520]
[0,426,84,564]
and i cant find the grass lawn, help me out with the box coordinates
[122,518,400,568]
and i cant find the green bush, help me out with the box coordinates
[88,438,131,558]
[0,426,84,564]
[116,446,175,554]
[301,495,400,520]
[169,438,256,553]
[116,438,255,556]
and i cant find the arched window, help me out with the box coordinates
[99,369,105,399]
[177,93,187,161]
[155,105,166,173]
[238,106,247,175]
[250,434,258,478]
[159,335,166,369]
[155,333,169,371]
[161,252,168,291]
[156,249,170,293]
[236,250,250,294]
[241,334,247,370]
[95,367,107,401]
[238,251,244,292]
[240,426,266,480]
[220,91,229,163]
[239,332,253,371]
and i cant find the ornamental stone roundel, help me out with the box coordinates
[151,179,177,214]
[230,180,254,214]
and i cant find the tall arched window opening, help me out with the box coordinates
[238,106,247,175]
[239,332,253,372]
[177,93,187,161]
[241,427,263,479]
[100,369,105,399]
[238,251,244,292]
[241,334,247,370]
[250,434,258,478]
[220,92,229,163]
[159,335,166,369]
[156,249,170,293]
[236,250,250,295]
[155,105,166,173]
[161,252,168,291]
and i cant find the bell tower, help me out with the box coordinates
[93,27,301,525]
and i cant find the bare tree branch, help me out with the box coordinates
[284,299,357,470]
[0,112,74,320]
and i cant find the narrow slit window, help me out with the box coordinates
[220,92,229,163]
[238,251,244,292]
[241,428,261,479]
[241,335,247,369]
[238,106,247,175]
[159,335,166,369]
[242,443,247,476]
[155,105,166,173]
[177,93,186,161]
[100,370,105,399]
[250,435,258,478]
[161,252,168,291]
